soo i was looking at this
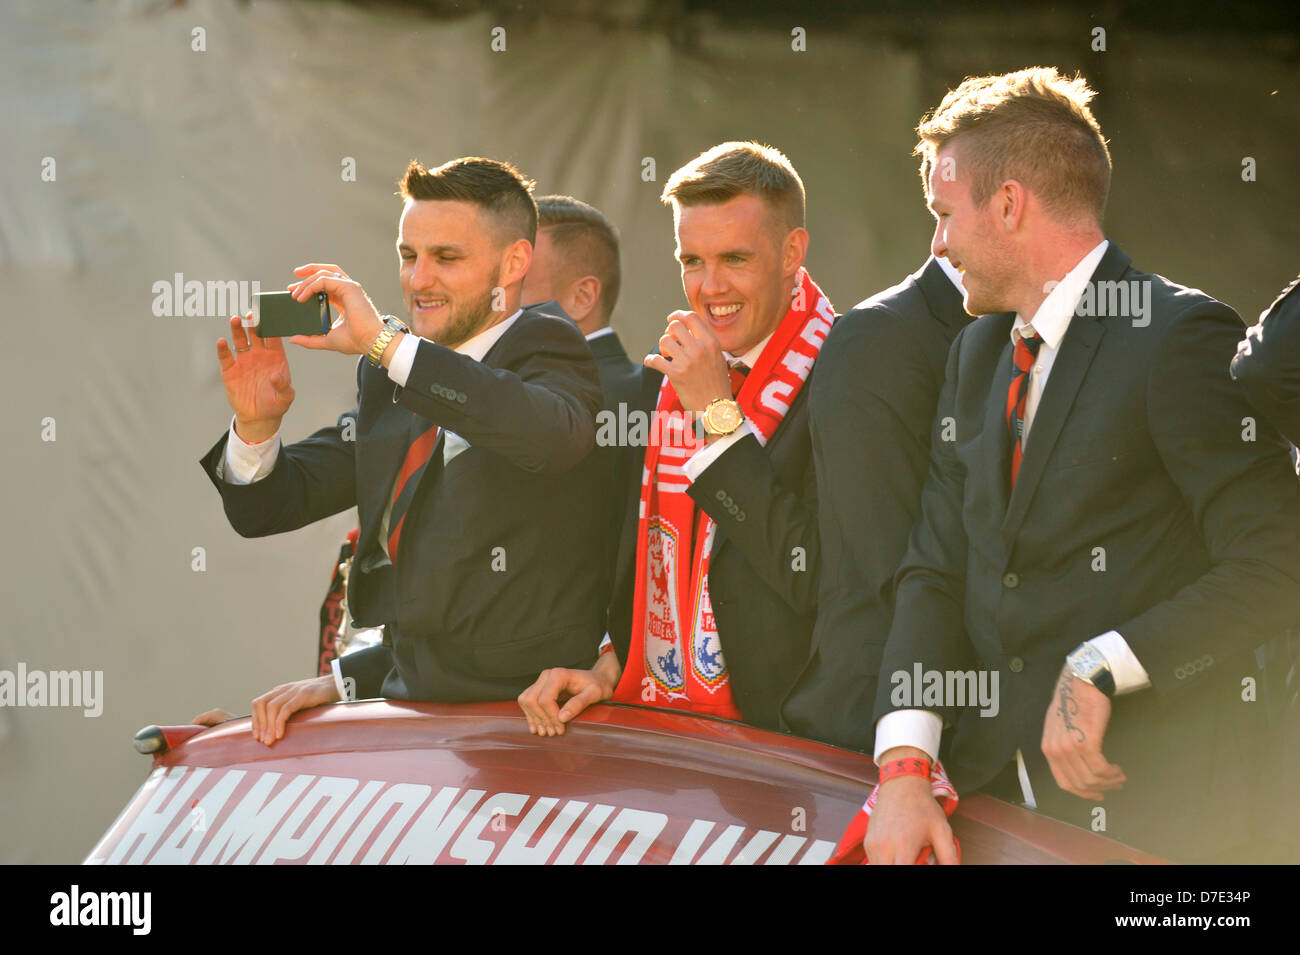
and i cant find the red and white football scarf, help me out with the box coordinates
[317,527,360,677]
[612,268,834,719]
[826,761,962,865]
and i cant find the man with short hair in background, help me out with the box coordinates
[523,194,646,417]
[520,193,657,656]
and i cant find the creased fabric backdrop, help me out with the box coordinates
[0,0,1295,861]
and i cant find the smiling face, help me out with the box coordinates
[673,194,804,356]
[927,141,1018,317]
[397,198,513,347]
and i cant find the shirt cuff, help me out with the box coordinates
[330,657,352,702]
[873,709,944,764]
[1087,631,1152,695]
[222,415,281,485]
[681,421,754,483]
[385,332,420,388]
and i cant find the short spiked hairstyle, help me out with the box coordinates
[915,67,1112,224]
[397,157,538,245]
[661,141,806,237]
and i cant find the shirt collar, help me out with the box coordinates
[725,330,774,371]
[585,325,616,342]
[455,309,521,362]
[1012,239,1109,348]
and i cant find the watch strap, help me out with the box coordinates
[367,315,408,368]
[1092,664,1116,697]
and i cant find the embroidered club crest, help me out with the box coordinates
[690,551,729,690]
[645,519,686,695]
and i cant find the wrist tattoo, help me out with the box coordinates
[1056,672,1086,743]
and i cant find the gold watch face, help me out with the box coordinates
[705,399,744,436]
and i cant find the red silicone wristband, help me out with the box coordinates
[878,757,932,784]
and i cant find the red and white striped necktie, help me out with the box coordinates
[386,422,441,562]
[1005,330,1042,490]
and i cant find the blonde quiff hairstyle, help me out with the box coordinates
[916,67,1112,225]
[661,141,806,237]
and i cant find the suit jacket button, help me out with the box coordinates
[736,510,746,522]
[457,392,467,403]
[1002,572,1020,588]
[1008,656,1024,673]
[716,489,727,502]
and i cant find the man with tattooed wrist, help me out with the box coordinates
[862,69,1300,863]
[517,142,829,735]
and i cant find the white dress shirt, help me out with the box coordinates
[874,241,1152,804]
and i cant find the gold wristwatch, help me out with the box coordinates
[702,397,745,437]
[366,315,408,368]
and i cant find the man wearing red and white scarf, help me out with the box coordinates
[518,142,831,735]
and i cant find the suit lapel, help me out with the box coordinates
[708,382,810,558]
[357,375,414,557]
[980,339,1016,521]
[355,311,533,561]
[1000,243,1131,539]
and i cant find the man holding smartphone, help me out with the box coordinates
[198,157,613,745]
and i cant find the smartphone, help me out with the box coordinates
[253,291,333,337]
